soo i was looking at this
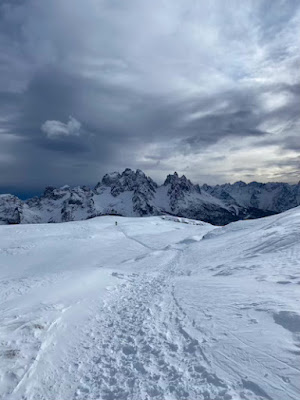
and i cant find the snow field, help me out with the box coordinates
[0,210,299,399]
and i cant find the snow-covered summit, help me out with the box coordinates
[96,168,157,197]
[164,171,199,190]
[94,169,159,217]
[164,172,200,200]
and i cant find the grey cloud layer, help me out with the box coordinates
[0,0,299,192]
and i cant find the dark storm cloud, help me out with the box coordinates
[0,0,299,193]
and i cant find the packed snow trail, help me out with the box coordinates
[0,213,299,399]
[68,255,235,400]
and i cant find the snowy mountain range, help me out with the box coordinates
[1,168,299,225]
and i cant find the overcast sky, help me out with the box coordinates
[0,0,299,196]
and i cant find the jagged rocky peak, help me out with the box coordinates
[248,181,264,188]
[42,185,69,200]
[163,172,201,212]
[41,184,92,201]
[232,181,247,188]
[201,183,211,191]
[0,194,23,224]
[97,168,157,197]
[100,172,121,187]
[120,168,157,189]
[164,172,200,194]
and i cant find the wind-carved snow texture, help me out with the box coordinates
[0,209,300,399]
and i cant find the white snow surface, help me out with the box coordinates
[0,209,300,400]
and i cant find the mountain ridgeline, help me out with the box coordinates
[1,169,300,225]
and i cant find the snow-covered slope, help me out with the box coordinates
[0,209,299,399]
[1,169,299,226]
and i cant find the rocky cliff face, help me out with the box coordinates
[97,168,157,196]
[0,195,23,224]
[0,170,299,225]
[159,172,275,225]
[95,169,159,216]
[25,185,97,223]
[164,172,200,211]
[202,181,300,213]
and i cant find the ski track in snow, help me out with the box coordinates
[0,212,299,400]
[21,252,236,400]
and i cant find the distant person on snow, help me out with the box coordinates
[115,221,118,226]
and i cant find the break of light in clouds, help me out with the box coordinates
[0,0,299,194]
[41,117,82,139]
